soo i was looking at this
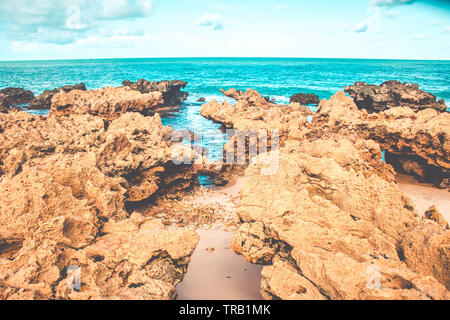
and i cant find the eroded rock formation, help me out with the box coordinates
[200,88,312,170]
[201,88,312,139]
[123,79,189,107]
[29,83,86,109]
[312,92,450,188]
[0,87,34,108]
[231,136,449,300]
[0,108,201,300]
[345,80,447,113]
[50,87,164,121]
[290,93,320,105]
[197,88,450,300]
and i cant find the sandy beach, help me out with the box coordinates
[397,173,450,222]
[176,229,263,300]
[175,176,263,300]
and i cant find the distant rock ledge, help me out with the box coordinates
[0,87,34,109]
[345,80,447,113]
[290,93,320,105]
[29,83,86,109]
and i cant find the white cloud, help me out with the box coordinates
[195,14,224,30]
[369,0,415,6]
[412,34,427,40]
[354,0,415,33]
[76,33,156,48]
[354,6,381,33]
[0,0,154,44]
[355,20,370,33]
[386,10,399,17]
[444,26,450,33]
[275,3,288,9]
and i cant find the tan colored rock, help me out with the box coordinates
[0,217,199,300]
[261,257,327,300]
[201,88,312,167]
[0,111,199,204]
[201,88,312,137]
[424,206,449,229]
[0,111,105,176]
[312,92,450,188]
[0,166,100,245]
[122,79,188,107]
[50,87,164,121]
[231,136,449,300]
[96,112,199,203]
[0,109,201,300]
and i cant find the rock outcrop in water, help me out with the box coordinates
[344,81,447,113]
[50,87,164,121]
[123,79,189,107]
[200,88,312,171]
[0,87,34,108]
[290,93,320,105]
[201,88,312,138]
[312,92,450,188]
[0,107,201,299]
[0,111,200,202]
[29,83,86,109]
[231,135,449,300]
[198,88,450,300]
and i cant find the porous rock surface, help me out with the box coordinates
[50,87,164,121]
[29,83,86,109]
[198,89,450,300]
[123,79,189,107]
[0,87,34,108]
[344,80,447,113]
[312,91,450,188]
[201,88,312,139]
[290,93,320,105]
[231,136,449,300]
[0,109,200,300]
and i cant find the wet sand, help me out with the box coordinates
[176,176,263,300]
[397,173,449,222]
[176,173,450,300]
[176,229,263,300]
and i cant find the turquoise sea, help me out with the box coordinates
[1,58,449,163]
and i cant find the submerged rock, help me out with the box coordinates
[290,93,320,105]
[123,79,189,107]
[345,80,447,113]
[29,83,86,109]
[0,87,34,108]
[231,136,449,300]
[50,87,164,121]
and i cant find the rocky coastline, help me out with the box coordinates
[0,83,200,300]
[0,79,448,300]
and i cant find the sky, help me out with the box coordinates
[0,0,449,61]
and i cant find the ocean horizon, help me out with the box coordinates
[1,57,449,101]
[1,57,449,161]
[1,0,449,304]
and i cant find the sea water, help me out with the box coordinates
[1,58,449,162]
